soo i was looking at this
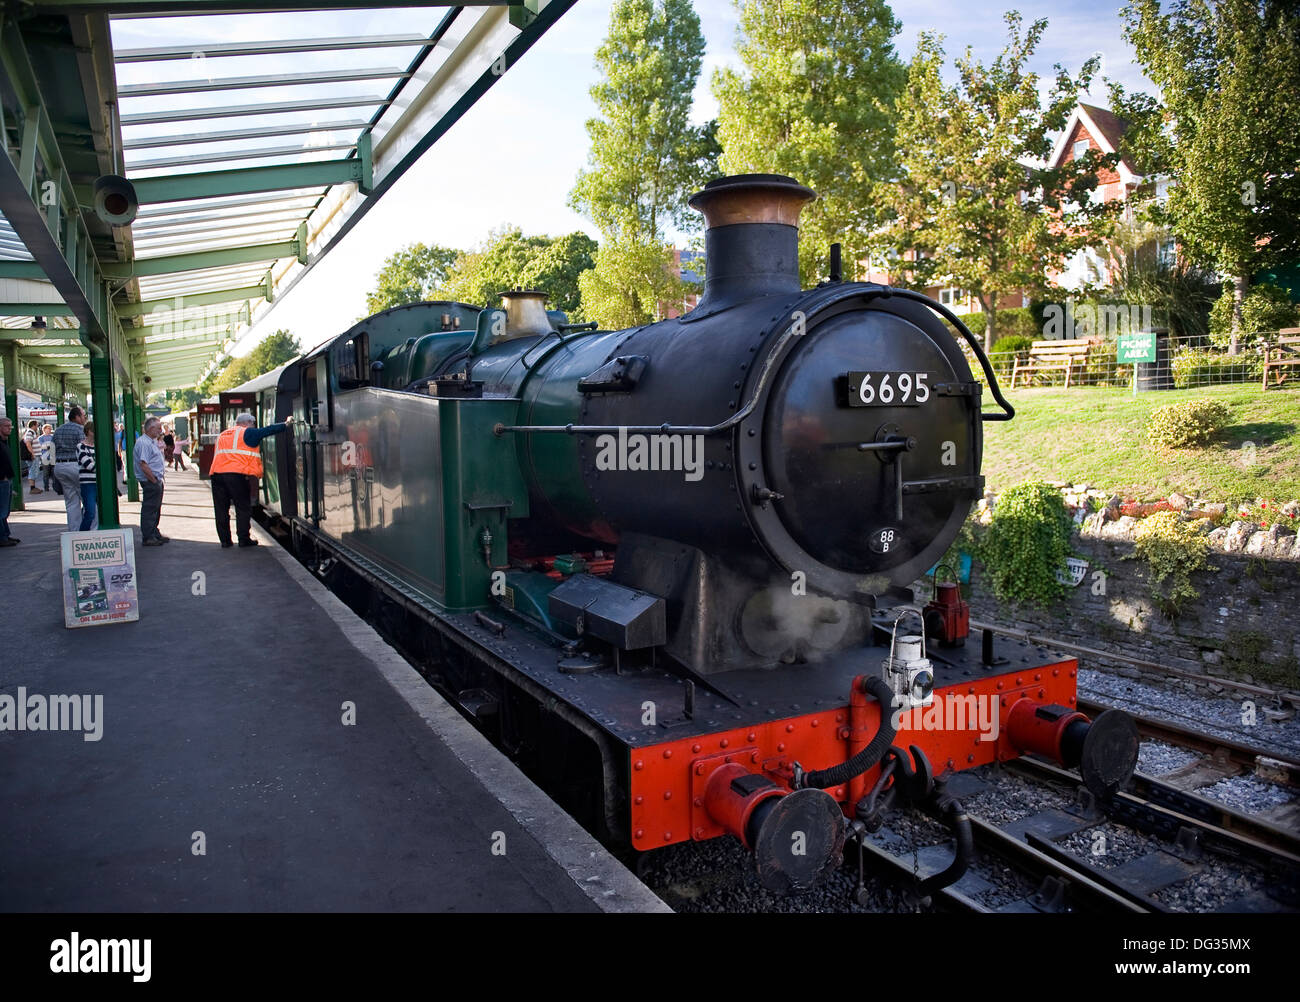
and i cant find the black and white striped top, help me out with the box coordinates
[77,441,96,484]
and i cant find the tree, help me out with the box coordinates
[365,243,460,315]
[882,12,1120,349]
[439,228,597,318]
[164,387,204,411]
[1116,0,1300,351]
[577,238,692,329]
[209,330,302,392]
[1104,217,1219,340]
[713,0,905,285]
[569,0,716,243]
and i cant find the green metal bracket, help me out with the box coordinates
[509,1,541,29]
[357,130,373,196]
[295,221,308,265]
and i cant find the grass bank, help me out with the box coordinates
[981,383,1300,502]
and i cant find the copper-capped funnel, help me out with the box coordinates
[688,173,815,229]
[499,288,552,338]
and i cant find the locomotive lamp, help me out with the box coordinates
[884,621,934,709]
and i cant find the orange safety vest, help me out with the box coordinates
[210,425,263,477]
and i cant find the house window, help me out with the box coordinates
[1073,139,1090,160]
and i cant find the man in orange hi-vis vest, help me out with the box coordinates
[210,411,294,548]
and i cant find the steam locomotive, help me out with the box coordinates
[236,174,1138,895]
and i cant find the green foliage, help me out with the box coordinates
[569,0,716,242]
[440,228,597,318]
[1116,1,1300,330]
[163,387,203,411]
[209,330,301,393]
[881,13,1120,349]
[714,0,905,286]
[1170,349,1262,389]
[577,237,691,328]
[1145,399,1232,449]
[365,243,460,315]
[993,308,1040,342]
[1132,511,1211,616]
[1208,282,1299,349]
[1234,499,1299,530]
[1102,218,1219,340]
[989,334,1033,380]
[977,481,1075,607]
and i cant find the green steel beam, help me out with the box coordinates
[131,157,370,205]
[25,1,485,11]
[103,242,297,278]
[89,353,118,529]
[0,20,137,390]
[0,331,82,342]
[0,303,75,316]
[116,285,266,319]
[0,262,47,280]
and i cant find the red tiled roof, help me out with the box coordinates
[1078,103,1138,175]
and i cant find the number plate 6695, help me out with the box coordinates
[845,371,930,406]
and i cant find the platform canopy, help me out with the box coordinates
[0,0,573,401]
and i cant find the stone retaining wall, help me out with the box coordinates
[913,535,1300,696]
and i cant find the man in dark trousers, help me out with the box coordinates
[209,411,294,548]
[0,416,18,546]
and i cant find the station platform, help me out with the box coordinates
[0,469,667,913]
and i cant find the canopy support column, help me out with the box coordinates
[123,389,139,503]
[90,354,119,529]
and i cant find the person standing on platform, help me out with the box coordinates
[77,421,99,531]
[133,416,168,546]
[52,406,88,531]
[210,411,293,549]
[0,417,17,546]
[37,423,54,491]
[22,421,40,494]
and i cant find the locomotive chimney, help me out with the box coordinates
[687,173,815,311]
[499,288,552,338]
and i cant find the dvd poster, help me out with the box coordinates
[60,530,139,628]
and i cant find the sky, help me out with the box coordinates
[229,0,1156,359]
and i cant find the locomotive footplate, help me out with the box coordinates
[442,604,1132,854]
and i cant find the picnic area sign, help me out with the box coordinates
[1117,330,1158,364]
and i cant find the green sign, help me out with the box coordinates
[1118,331,1157,364]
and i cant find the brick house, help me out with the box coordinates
[861,102,1168,328]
